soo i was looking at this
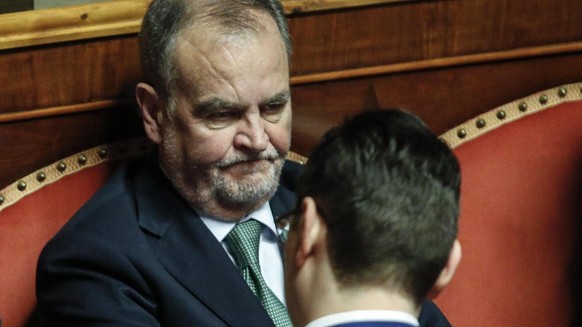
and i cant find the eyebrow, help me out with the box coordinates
[193,90,290,116]
[194,98,243,116]
[260,90,291,106]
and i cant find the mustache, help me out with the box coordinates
[216,149,283,168]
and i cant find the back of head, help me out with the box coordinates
[139,0,290,101]
[296,109,461,305]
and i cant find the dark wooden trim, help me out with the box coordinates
[291,42,582,85]
[0,99,135,124]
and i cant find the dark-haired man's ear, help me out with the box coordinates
[294,197,326,268]
[136,82,164,144]
[427,239,462,299]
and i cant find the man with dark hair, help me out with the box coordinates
[284,109,462,327]
[36,0,453,325]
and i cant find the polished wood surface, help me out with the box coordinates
[2,0,582,189]
[0,0,148,50]
[0,36,140,113]
[0,0,401,51]
[288,0,582,75]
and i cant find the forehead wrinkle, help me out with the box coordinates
[174,34,241,102]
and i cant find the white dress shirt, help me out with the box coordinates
[198,202,286,304]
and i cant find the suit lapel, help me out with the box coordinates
[133,159,274,326]
[269,183,295,219]
[156,210,273,326]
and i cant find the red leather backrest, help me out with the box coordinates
[0,139,152,327]
[435,83,582,326]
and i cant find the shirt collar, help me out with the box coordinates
[306,310,419,327]
[198,202,277,243]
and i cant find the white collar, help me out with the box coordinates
[198,202,277,242]
[306,310,419,327]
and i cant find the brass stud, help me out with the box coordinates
[56,161,67,173]
[558,87,567,97]
[78,154,87,165]
[518,102,528,112]
[476,118,486,129]
[17,180,27,191]
[36,172,46,182]
[0,194,4,205]
[539,94,548,105]
[496,110,506,120]
[457,128,467,138]
[98,147,108,159]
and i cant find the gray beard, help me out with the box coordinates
[160,135,285,218]
[212,158,283,208]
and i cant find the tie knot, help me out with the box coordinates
[226,219,262,268]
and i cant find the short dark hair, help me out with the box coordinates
[295,109,461,304]
[139,0,291,106]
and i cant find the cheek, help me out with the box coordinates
[186,133,235,164]
[267,112,292,152]
[174,123,237,165]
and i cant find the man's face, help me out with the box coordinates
[157,13,291,219]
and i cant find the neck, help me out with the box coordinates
[309,287,418,323]
[289,254,419,326]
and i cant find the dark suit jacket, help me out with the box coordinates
[36,157,450,326]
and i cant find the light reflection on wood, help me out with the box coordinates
[283,0,409,14]
[0,0,407,50]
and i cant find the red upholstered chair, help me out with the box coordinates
[0,138,153,327]
[434,83,582,326]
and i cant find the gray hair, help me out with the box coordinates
[139,0,291,113]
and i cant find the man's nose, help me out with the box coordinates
[234,112,269,152]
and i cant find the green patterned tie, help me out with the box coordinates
[226,219,293,327]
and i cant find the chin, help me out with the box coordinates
[215,170,279,205]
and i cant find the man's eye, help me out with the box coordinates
[263,102,286,113]
[261,102,287,121]
[208,111,237,120]
[202,111,240,129]
[261,103,286,123]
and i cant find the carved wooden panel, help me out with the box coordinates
[288,0,582,75]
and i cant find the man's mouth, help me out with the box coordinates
[220,159,272,175]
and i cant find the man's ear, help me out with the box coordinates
[428,239,462,299]
[136,82,164,144]
[294,197,326,268]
